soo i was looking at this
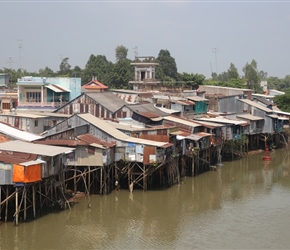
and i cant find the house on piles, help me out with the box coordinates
[39,113,176,192]
[162,115,223,175]
[54,91,131,120]
[0,140,74,224]
[127,102,170,126]
[0,122,43,142]
[0,111,70,134]
[34,133,115,195]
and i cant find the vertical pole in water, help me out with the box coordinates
[0,187,1,221]
[15,187,19,226]
[24,186,27,221]
[39,182,42,211]
[32,184,36,219]
[88,166,91,195]
[5,186,8,222]
[100,167,103,194]
[74,169,77,194]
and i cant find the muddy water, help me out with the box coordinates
[1,149,290,249]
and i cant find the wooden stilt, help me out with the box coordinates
[15,187,19,226]
[24,186,27,221]
[100,167,103,194]
[74,169,77,194]
[0,186,2,221]
[88,166,91,195]
[39,182,42,212]
[32,185,36,219]
[5,186,8,222]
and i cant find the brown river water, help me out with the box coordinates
[1,148,290,250]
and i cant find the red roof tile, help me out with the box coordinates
[82,80,108,90]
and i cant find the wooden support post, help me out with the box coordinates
[5,186,8,222]
[74,169,77,194]
[88,166,91,195]
[39,183,42,211]
[15,187,19,226]
[24,186,27,221]
[100,167,103,194]
[32,185,36,219]
[0,187,1,221]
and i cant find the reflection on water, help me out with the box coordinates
[1,149,290,249]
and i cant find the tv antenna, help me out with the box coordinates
[133,46,138,59]
[212,47,219,74]
[18,39,24,76]
[6,57,14,69]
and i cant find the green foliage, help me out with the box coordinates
[110,59,134,89]
[82,54,113,86]
[227,63,239,79]
[242,59,260,91]
[156,49,178,80]
[115,45,128,63]
[274,91,290,112]
[59,57,71,75]
[177,72,205,89]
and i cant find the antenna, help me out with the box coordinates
[133,46,138,59]
[18,39,24,77]
[6,57,14,69]
[212,47,219,74]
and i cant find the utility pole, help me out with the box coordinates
[18,39,23,77]
[212,47,219,74]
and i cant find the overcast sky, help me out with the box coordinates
[1,0,289,79]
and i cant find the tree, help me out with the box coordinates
[115,45,128,63]
[227,63,239,79]
[274,91,290,112]
[177,72,205,89]
[242,59,260,92]
[82,54,113,85]
[110,59,134,89]
[39,66,55,77]
[156,49,178,81]
[59,57,71,76]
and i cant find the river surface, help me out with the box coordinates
[1,149,290,250]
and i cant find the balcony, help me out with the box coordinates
[17,101,67,110]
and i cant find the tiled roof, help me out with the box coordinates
[82,80,108,90]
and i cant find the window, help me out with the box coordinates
[34,120,38,127]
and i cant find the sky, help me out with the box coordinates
[0,0,290,79]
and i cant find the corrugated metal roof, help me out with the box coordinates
[0,113,46,118]
[34,139,87,146]
[164,116,202,128]
[128,103,169,118]
[192,120,225,128]
[267,114,279,119]
[186,96,209,102]
[78,114,169,148]
[0,122,43,142]
[0,151,37,164]
[172,100,195,105]
[77,133,115,148]
[85,92,127,113]
[45,84,70,92]
[198,117,249,125]
[0,140,74,156]
[238,99,273,112]
[154,106,180,114]
[237,114,264,121]
[20,159,46,166]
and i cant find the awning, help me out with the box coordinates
[19,159,46,166]
[45,84,71,93]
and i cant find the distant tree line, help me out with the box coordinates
[2,45,290,95]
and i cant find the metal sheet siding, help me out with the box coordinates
[0,169,13,185]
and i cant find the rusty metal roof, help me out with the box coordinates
[77,134,115,148]
[128,103,169,118]
[0,151,37,164]
[34,139,87,146]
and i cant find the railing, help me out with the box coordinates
[17,101,67,108]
